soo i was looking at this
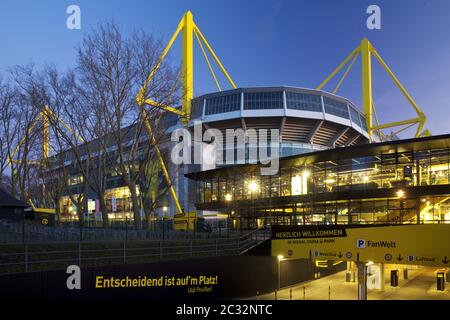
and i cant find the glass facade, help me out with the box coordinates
[189,88,367,133]
[192,140,450,228]
[349,107,362,127]
[191,98,204,118]
[286,92,322,112]
[243,91,284,110]
[323,97,349,119]
[104,186,140,220]
[205,93,240,115]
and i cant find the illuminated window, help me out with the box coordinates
[68,175,83,186]
[291,171,309,195]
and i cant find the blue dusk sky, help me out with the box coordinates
[1,0,450,137]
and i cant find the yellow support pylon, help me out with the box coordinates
[318,38,430,141]
[181,11,194,128]
[8,105,85,167]
[136,10,236,128]
[136,10,237,215]
[360,38,373,137]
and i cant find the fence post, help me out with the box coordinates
[123,241,126,264]
[125,218,128,243]
[78,241,81,266]
[22,213,25,244]
[24,244,28,273]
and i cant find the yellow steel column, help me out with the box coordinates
[42,107,50,163]
[141,108,184,215]
[361,38,373,140]
[182,11,194,127]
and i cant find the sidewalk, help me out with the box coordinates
[257,267,450,300]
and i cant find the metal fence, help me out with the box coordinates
[0,228,270,275]
[0,220,248,243]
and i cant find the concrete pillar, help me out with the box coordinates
[346,261,352,282]
[380,263,385,291]
[357,262,367,300]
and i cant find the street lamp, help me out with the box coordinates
[277,255,284,290]
[162,206,168,239]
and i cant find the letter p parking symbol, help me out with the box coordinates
[357,239,366,249]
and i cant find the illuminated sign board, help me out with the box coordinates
[272,224,450,267]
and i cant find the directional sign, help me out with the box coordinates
[271,224,450,267]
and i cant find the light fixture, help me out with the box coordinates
[291,175,302,195]
[225,193,232,201]
[396,190,405,198]
[363,175,369,182]
[277,255,284,260]
[248,181,258,192]
[302,170,310,178]
[162,206,168,212]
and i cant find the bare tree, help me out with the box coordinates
[0,22,179,230]
[74,21,179,227]
[0,76,19,187]
[7,64,50,203]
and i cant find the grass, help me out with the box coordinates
[0,237,255,275]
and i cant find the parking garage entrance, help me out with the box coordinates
[271,224,450,299]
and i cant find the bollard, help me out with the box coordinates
[256,291,259,300]
[303,286,306,300]
[328,285,331,300]
[290,288,292,300]
[275,290,277,300]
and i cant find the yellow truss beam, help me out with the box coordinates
[317,37,430,141]
[136,10,236,127]
[136,11,237,215]
[140,106,184,215]
[8,105,85,167]
[194,29,221,92]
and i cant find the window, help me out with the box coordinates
[323,97,349,119]
[68,175,83,186]
[286,92,322,112]
[205,93,240,115]
[163,112,179,127]
[244,91,283,110]
[349,107,362,127]
[359,114,368,131]
[191,98,204,118]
